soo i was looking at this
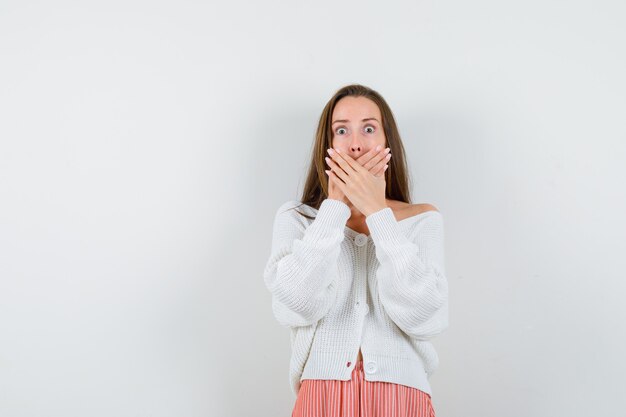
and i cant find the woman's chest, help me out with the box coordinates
[335,242,378,285]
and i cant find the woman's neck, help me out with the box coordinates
[344,201,364,220]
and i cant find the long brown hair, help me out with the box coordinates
[292,84,412,220]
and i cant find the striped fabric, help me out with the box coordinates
[292,359,435,417]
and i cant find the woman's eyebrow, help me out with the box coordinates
[332,117,379,125]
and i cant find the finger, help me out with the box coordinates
[365,150,391,175]
[374,163,384,177]
[325,156,350,183]
[375,152,391,174]
[357,146,383,170]
[375,163,389,177]
[360,147,390,177]
[328,170,347,192]
[325,169,333,195]
[361,146,389,172]
[325,169,335,185]
[331,149,365,175]
[325,170,338,193]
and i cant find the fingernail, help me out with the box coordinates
[327,148,334,155]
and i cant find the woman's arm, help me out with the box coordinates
[263,198,351,328]
[365,208,449,341]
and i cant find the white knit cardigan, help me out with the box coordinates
[263,198,449,397]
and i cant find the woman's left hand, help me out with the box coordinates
[326,148,388,217]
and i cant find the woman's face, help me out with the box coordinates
[331,96,386,159]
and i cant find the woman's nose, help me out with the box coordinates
[349,134,363,153]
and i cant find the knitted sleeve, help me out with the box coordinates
[263,198,351,328]
[365,207,449,341]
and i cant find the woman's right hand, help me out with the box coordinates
[325,145,391,204]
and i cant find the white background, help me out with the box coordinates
[1,1,625,416]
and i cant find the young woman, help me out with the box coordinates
[263,84,448,417]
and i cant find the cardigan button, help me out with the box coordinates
[365,361,377,374]
[354,234,368,246]
[355,301,369,315]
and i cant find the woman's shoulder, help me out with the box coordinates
[274,200,317,223]
[276,199,302,212]
[387,200,440,219]
[408,203,440,215]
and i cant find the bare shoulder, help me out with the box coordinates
[408,203,440,215]
[387,200,440,222]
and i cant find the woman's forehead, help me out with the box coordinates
[332,96,381,120]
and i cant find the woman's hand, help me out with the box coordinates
[325,146,391,216]
[325,145,390,206]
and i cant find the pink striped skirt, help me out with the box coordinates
[292,358,436,417]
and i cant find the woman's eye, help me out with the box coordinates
[336,127,347,135]
[364,126,375,133]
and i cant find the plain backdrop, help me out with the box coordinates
[1,1,625,416]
